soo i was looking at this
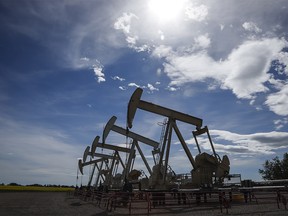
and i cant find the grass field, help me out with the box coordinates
[0,185,74,192]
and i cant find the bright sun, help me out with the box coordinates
[148,0,186,23]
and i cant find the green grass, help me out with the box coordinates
[0,185,74,192]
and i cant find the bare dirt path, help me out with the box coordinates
[0,192,106,216]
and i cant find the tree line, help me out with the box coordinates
[259,153,288,180]
[1,183,74,188]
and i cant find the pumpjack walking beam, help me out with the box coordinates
[78,158,107,175]
[103,116,159,148]
[83,146,122,163]
[91,136,133,155]
[127,88,203,130]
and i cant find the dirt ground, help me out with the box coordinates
[0,191,287,216]
[0,192,106,216]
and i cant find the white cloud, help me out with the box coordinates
[114,12,138,34]
[274,51,288,75]
[147,83,159,92]
[112,76,125,81]
[92,63,105,83]
[242,22,262,33]
[220,24,225,31]
[126,35,137,45]
[128,83,156,91]
[223,38,287,99]
[153,37,287,100]
[158,30,165,40]
[156,68,162,76]
[119,86,127,91]
[162,51,223,85]
[128,83,140,88]
[273,118,288,130]
[167,86,179,91]
[221,38,282,99]
[265,84,288,116]
[152,45,173,58]
[132,44,150,52]
[185,3,208,22]
[97,76,106,83]
[205,129,288,155]
[114,12,150,52]
[80,57,89,62]
[194,34,211,49]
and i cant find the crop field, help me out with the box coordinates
[0,185,74,192]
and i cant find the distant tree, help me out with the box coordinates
[259,153,288,180]
[26,184,43,187]
[8,182,21,186]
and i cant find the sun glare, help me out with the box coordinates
[148,0,186,23]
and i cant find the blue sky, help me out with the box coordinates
[0,0,288,186]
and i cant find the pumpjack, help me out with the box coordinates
[79,145,124,188]
[102,116,160,188]
[89,136,133,189]
[127,88,230,189]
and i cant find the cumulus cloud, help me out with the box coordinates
[242,22,262,33]
[128,83,140,88]
[221,38,283,99]
[274,51,288,75]
[265,84,288,116]
[199,129,288,155]
[167,86,179,91]
[153,45,173,58]
[185,3,208,22]
[92,64,105,83]
[114,13,149,52]
[111,76,125,81]
[114,12,137,34]
[147,83,159,92]
[119,86,127,91]
[274,118,288,130]
[153,37,287,102]
[194,34,211,49]
[125,83,160,93]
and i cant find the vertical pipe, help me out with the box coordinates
[158,118,171,166]
[163,121,173,182]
